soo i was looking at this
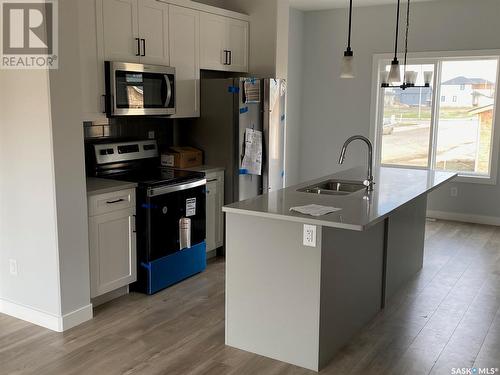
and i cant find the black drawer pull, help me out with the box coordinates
[106,198,125,204]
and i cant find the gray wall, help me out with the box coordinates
[296,0,500,218]
[0,0,92,328]
[0,68,62,317]
[286,8,305,186]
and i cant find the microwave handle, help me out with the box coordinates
[106,94,114,116]
[164,75,172,107]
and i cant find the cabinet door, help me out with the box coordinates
[79,0,106,122]
[89,209,137,298]
[169,5,200,118]
[226,19,249,73]
[200,13,228,71]
[138,0,169,65]
[205,180,218,252]
[101,0,140,62]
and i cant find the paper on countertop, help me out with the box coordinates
[241,128,262,175]
[290,204,342,217]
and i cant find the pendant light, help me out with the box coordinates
[340,0,355,78]
[388,0,402,83]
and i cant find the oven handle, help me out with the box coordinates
[147,179,206,197]
[164,75,172,107]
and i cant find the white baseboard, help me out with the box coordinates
[61,304,93,331]
[0,298,92,332]
[427,210,500,226]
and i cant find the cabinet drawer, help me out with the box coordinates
[89,189,136,216]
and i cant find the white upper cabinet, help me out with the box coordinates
[226,18,249,73]
[81,0,249,121]
[99,0,169,64]
[200,13,228,71]
[169,5,200,118]
[138,0,170,65]
[78,0,106,122]
[200,13,249,73]
[101,0,140,62]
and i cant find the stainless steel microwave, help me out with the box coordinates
[105,61,175,117]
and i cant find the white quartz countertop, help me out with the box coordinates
[223,167,456,231]
[86,178,138,196]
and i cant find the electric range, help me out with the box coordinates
[86,139,207,295]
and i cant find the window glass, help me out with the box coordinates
[376,55,499,180]
[435,59,498,175]
[380,64,434,167]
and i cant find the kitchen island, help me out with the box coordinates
[222,166,456,371]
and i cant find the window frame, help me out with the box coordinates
[370,50,500,185]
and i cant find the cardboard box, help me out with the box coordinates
[161,147,203,168]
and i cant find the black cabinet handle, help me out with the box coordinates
[223,50,229,65]
[141,39,146,57]
[228,50,232,65]
[106,198,125,204]
[135,38,140,56]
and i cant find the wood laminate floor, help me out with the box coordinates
[1,220,500,375]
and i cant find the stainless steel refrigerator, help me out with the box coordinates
[186,78,287,204]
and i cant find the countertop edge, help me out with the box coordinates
[223,206,365,231]
[223,171,458,231]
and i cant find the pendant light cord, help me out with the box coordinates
[347,0,353,51]
[403,0,410,81]
[393,0,401,61]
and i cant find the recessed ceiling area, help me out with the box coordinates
[290,0,437,11]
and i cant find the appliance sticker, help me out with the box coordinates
[186,198,196,217]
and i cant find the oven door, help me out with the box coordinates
[106,61,175,117]
[145,180,206,262]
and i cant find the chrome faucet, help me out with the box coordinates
[338,135,374,191]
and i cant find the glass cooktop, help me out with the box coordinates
[104,167,204,187]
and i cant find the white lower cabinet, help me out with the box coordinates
[205,170,224,252]
[88,189,137,298]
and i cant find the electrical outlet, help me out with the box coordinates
[148,131,155,139]
[9,259,17,276]
[303,224,317,247]
[450,187,458,197]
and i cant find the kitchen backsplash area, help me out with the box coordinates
[83,117,175,150]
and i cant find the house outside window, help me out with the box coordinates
[371,51,500,184]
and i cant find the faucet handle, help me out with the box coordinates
[363,179,375,190]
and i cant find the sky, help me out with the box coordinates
[441,59,498,83]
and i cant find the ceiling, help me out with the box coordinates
[290,0,437,11]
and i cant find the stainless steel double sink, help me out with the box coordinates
[298,179,366,196]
